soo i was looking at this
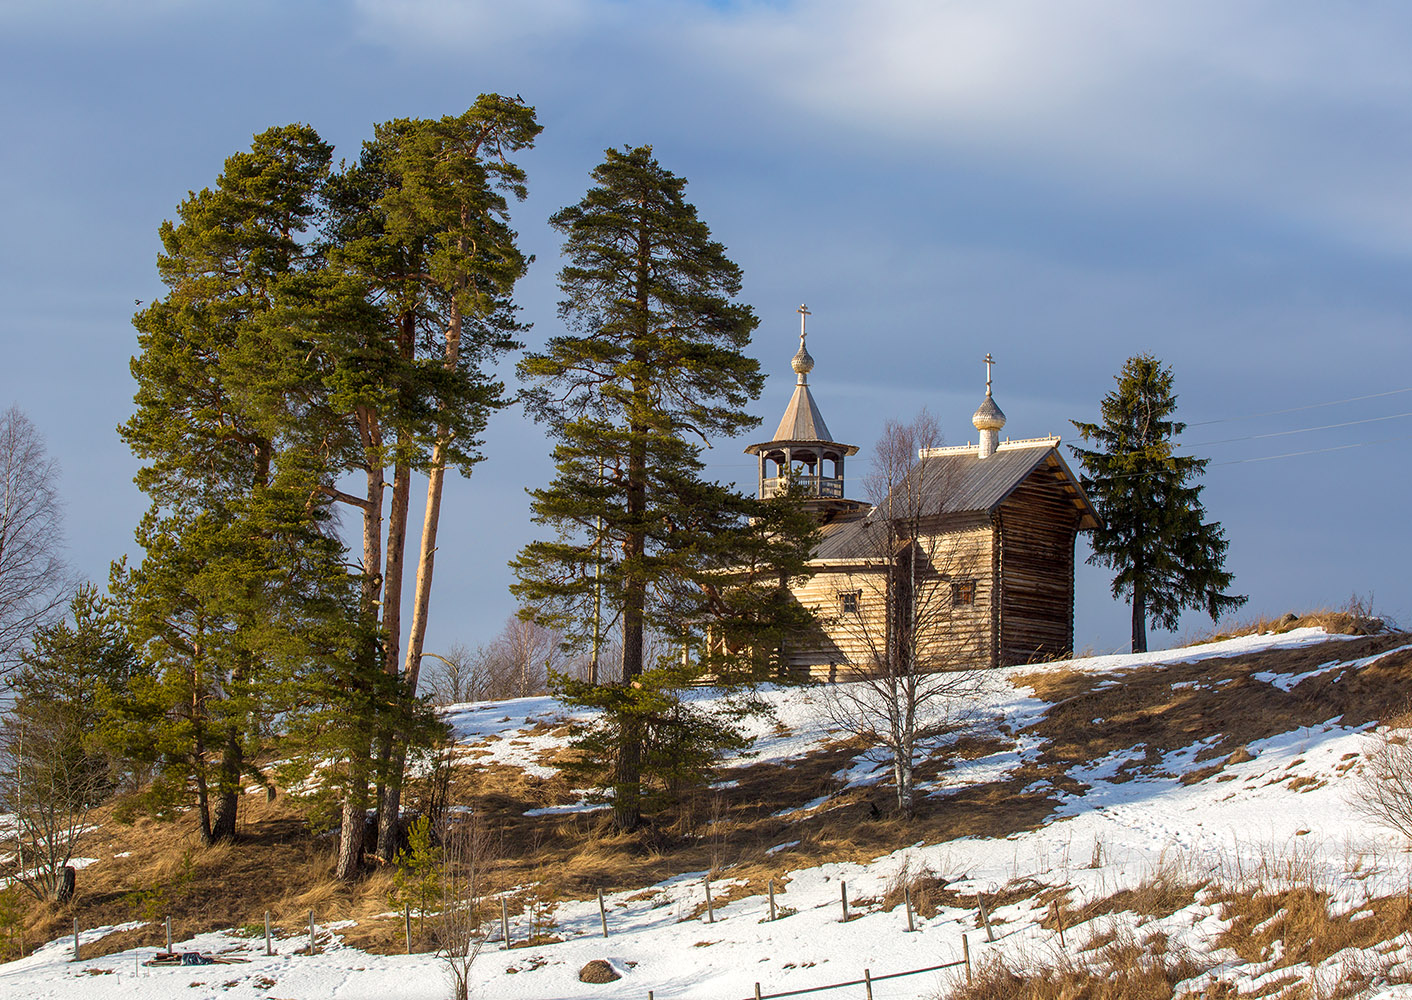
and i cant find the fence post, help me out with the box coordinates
[840,881,849,922]
[904,886,914,932]
[864,967,874,1000]
[977,893,994,943]
[598,888,609,938]
[73,918,79,962]
[264,911,272,957]
[501,897,510,950]
[165,915,172,954]
[705,877,715,924]
[963,932,971,984]
[768,879,777,921]
[404,903,413,954]
[308,910,315,956]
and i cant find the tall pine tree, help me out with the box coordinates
[121,124,358,844]
[313,98,539,868]
[1071,354,1246,652]
[513,145,805,830]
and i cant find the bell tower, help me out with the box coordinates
[744,305,860,508]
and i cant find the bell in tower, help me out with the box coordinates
[744,305,860,510]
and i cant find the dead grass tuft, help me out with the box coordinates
[942,931,1205,1000]
[1200,595,1389,645]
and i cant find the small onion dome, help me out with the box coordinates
[972,393,1006,432]
[791,340,815,376]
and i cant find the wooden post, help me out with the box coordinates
[404,903,413,954]
[308,910,315,956]
[963,933,971,984]
[501,897,510,950]
[165,915,172,954]
[754,983,762,1000]
[904,886,915,932]
[598,888,609,938]
[840,881,849,922]
[768,879,777,921]
[977,893,994,942]
[704,877,714,924]
[864,968,874,1000]
[72,918,79,961]
[1050,899,1066,949]
[264,911,272,957]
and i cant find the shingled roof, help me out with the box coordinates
[770,382,835,444]
[812,438,1097,560]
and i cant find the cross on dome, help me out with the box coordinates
[791,303,815,381]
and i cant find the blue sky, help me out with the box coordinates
[4,0,1412,658]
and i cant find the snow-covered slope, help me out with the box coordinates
[7,627,1412,1000]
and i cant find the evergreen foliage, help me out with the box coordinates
[120,123,373,844]
[513,145,813,829]
[119,102,539,869]
[2,587,134,900]
[391,814,444,939]
[1071,354,1246,652]
[312,97,540,869]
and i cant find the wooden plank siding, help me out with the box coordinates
[782,514,995,677]
[776,446,1093,678]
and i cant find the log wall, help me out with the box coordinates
[994,465,1081,665]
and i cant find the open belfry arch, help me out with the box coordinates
[748,309,1099,676]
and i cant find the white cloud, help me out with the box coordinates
[348,0,1412,252]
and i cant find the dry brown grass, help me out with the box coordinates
[1199,597,1390,645]
[1019,632,1412,788]
[11,791,342,961]
[942,932,1206,1000]
[11,628,1412,971]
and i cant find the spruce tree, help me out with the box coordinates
[514,145,796,830]
[1071,354,1246,652]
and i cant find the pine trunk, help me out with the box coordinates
[335,741,370,881]
[614,419,648,832]
[338,430,384,869]
[385,299,463,859]
[1131,580,1148,654]
[210,727,242,842]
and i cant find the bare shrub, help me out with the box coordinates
[435,811,495,1000]
[1350,714,1412,841]
[0,406,72,677]
[825,412,989,815]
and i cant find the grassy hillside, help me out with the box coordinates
[5,617,1412,999]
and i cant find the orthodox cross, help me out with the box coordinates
[798,303,810,344]
[983,352,996,395]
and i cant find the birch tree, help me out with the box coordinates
[826,412,987,816]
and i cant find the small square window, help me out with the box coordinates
[951,579,976,606]
[839,590,861,615]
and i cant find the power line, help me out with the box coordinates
[1185,410,1412,448]
[1186,386,1412,426]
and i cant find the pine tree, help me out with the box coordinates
[2,586,135,901]
[513,145,787,830]
[313,97,539,868]
[121,124,358,844]
[1071,354,1246,652]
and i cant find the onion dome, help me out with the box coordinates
[972,393,1006,432]
[791,339,815,378]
